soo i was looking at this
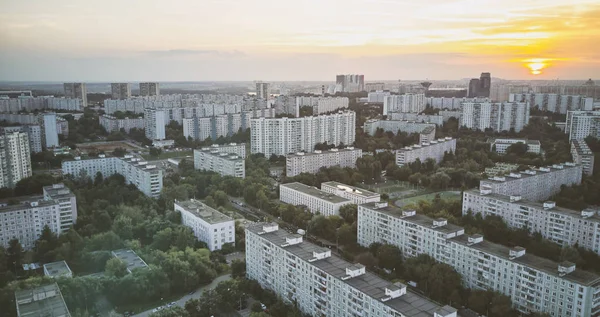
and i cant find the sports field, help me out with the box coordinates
[395,191,461,207]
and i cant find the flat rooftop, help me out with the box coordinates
[15,283,71,317]
[488,138,540,146]
[196,149,243,161]
[43,184,74,199]
[247,223,457,317]
[287,147,361,157]
[175,199,233,224]
[281,182,351,204]
[111,249,148,272]
[361,202,464,235]
[0,197,56,214]
[398,137,455,152]
[480,163,580,184]
[421,126,435,134]
[571,139,593,155]
[43,261,72,277]
[451,234,600,286]
[321,181,379,198]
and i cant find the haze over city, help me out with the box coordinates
[1,0,600,81]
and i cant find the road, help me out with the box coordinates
[132,274,231,317]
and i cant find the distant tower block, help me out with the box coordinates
[420,81,432,91]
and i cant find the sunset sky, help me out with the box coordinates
[1,0,599,81]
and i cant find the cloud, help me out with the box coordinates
[141,49,245,58]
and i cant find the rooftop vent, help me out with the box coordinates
[509,246,526,260]
[258,223,278,235]
[565,162,576,167]
[522,170,536,175]
[490,176,506,182]
[281,235,303,247]
[581,209,596,219]
[99,154,106,158]
[508,172,521,178]
[432,218,447,228]
[331,148,339,152]
[308,248,331,262]
[30,201,39,207]
[374,202,388,209]
[558,261,576,277]
[381,283,407,302]
[341,264,366,280]
[509,195,522,202]
[347,147,354,150]
[402,210,416,217]
[543,201,556,210]
[52,184,64,189]
[551,164,564,169]
[467,234,484,246]
[539,167,551,172]
[74,156,81,160]
[479,186,492,195]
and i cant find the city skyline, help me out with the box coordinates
[1,0,599,81]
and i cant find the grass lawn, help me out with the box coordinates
[395,191,461,207]
[141,150,193,161]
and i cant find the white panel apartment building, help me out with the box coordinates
[111,83,131,100]
[99,115,145,133]
[245,223,459,317]
[388,113,444,126]
[462,189,600,254]
[193,147,245,178]
[139,82,160,96]
[480,163,582,202]
[62,155,163,197]
[395,137,456,167]
[571,139,595,176]
[426,97,490,110]
[510,93,594,114]
[489,138,542,154]
[0,131,32,188]
[182,110,274,141]
[363,119,436,136]
[279,182,351,216]
[285,147,362,177]
[0,183,76,250]
[321,181,380,204]
[175,199,235,251]
[1,126,42,153]
[64,82,87,107]
[383,93,426,114]
[251,111,356,157]
[566,111,600,141]
[144,108,167,140]
[357,202,600,317]
[460,102,530,132]
[367,90,391,103]
[295,96,349,115]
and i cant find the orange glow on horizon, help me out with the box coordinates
[523,58,551,75]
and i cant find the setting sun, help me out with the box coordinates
[524,58,550,75]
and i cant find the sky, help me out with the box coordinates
[1,0,599,82]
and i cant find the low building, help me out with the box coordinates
[321,181,380,204]
[193,147,245,178]
[571,139,595,176]
[111,249,148,273]
[396,137,456,167]
[175,199,235,251]
[489,138,541,154]
[15,283,71,317]
[152,139,175,148]
[285,147,362,177]
[279,182,351,216]
[388,113,444,126]
[43,261,73,278]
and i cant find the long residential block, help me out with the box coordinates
[571,139,595,176]
[279,182,351,216]
[462,189,600,254]
[245,222,459,317]
[357,202,600,317]
[566,111,600,141]
[363,119,435,136]
[479,162,582,202]
[285,147,362,177]
[193,147,245,178]
[460,102,530,132]
[489,138,541,155]
[99,115,144,133]
[62,155,163,197]
[395,137,456,167]
[175,199,235,251]
[321,181,380,204]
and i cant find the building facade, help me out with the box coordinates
[388,113,444,126]
[363,119,436,137]
[479,163,582,202]
[383,93,426,114]
[99,115,145,133]
[510,93,593,114]
[426,97,490,110]
[111,83,131,100]
[566,111,600,141]
[321,181,380,204]
[144,108,167,140]
[395,137,456,167]
[295,96,349,115]
[489,138,542,155]
[245,222,458,317]
[357,202,600,317]
[175,199,235,251]
[0,131,32,188]
[1,125,42,153]
[256,82,270,100]
[460,102,530,132]
[571,139,595,176]
[182,109,274,141]
[279,182,351,216]
[335,74,365,93]
[43,113,59,148]
[63,82,87,107]
[62,155,163,197]
[139,82,160,96]
[285,147,362,177]
[193,147,245,178]
[251,111,356,157]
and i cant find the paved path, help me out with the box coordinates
[133,274,231,317]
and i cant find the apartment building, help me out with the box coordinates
[388,112,444,126]
[463,189,600,254]
[484,163,519,177]
[365,82,385,91]
[103,94,249,115]
[201,143,246,157]
[321,181,380,204]
[193,147,245,178]
[335,74,365,93]
[139,82,160,96]
[295,96,349,115]
[43,113,59,148]
[144,108,167,140]
[15,283,71,317]
[383,93,426,114]
[420,126,436,144]
[245,222,459,317]
[111,83,131,100]
[0,131,32,188]
[99,115,144,133]
[509,93,593,114]
[363,119,436,136]
[460,102,530,132]
[426,97,490,110]
[279,182,351,216]
[251,111,356,157]
[1,125,42,153]
[182,110,274,141]
[489,138,542,155]
[357,202,600,317]
[256,82,270,100]
[175,199,235,251]
[0,96,83,113]
[395,137,456,167]
[63,82,87,107]
[62,155,163,197]
[285,147,362,177]
[367,90,391,103]
[480,163,582,202]
[0,184,77,249]
[571,139,595,176]
[566,111,600,141]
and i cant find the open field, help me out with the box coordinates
[395,191,461,208]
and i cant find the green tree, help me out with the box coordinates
[339,204,358,224]
[105,258,128,278]
[112,147,127,157]
[112,216,134,240]
[231,259,246,278]
[250,302,263,313]
[150,307,190,317]
[376,244,403,273]
[7,239,23,274]
[149,147,162,157]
